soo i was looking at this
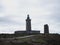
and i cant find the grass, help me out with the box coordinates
[0,34,60,45]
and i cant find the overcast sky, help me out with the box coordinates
[0,0,60,34]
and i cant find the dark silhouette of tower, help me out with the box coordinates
[15,14,40,34]
[44,24,49,34]
[26,14,31,32]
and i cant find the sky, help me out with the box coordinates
[0,0,60,34]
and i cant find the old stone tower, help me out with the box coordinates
[44,24,49,34]
[26,14,31,32]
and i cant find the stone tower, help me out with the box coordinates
[44,24,49,34]
[26,14,31,32]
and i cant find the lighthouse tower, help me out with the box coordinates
[26,14,31,33]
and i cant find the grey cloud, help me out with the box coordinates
[0,17,24,26]
[49,15,60,24]
[0,0,60,33]
[48,5,60,23]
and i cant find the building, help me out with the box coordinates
[44,24,49,34]
[15,14,40,34]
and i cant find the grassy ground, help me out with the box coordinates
[11,34,60,45]
[0,34,60,45]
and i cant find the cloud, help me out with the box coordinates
[0,15,26,26]
[0,0,60,34]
